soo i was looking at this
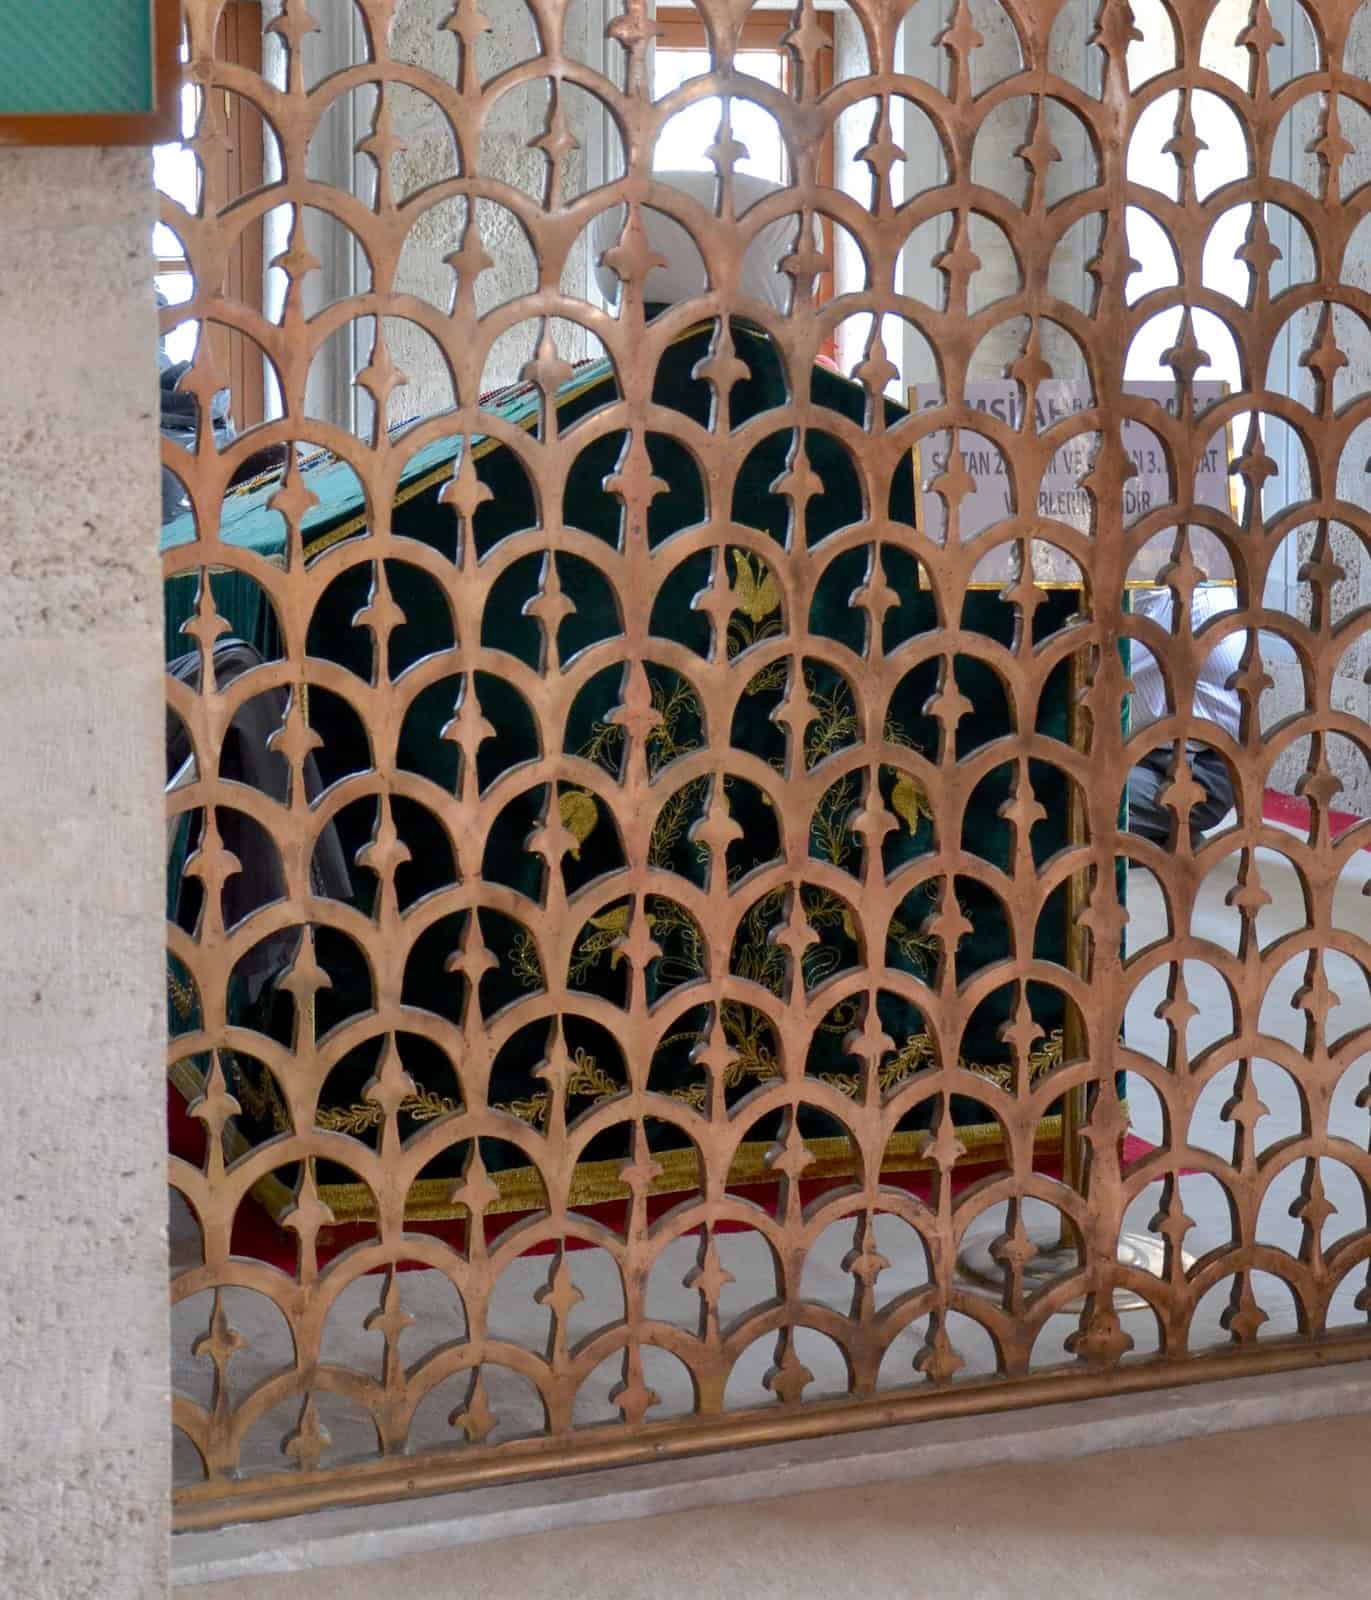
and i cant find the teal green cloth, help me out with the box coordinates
[0,0,153,116]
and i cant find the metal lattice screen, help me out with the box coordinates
[163,0,1371,1527]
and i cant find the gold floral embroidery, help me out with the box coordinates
[742,659,789,697]
[648,776,709,870]
[803,676,861,770]
[233,1030,1064,1148]
[204,637,1005,1164]
[167,969,197,1021]
[964,1027,1066,1092]
[558,788,599,857]
[550,659,959,1108]
[815,1033,938,1099]
[173,1041,1106,1229]
[569,903,659,985]
[231,1056,291,1134]
[816,1027,1064,1100]
[504,1048,619,1128]
[891,771,933,832]
[310,1064,636,1140]
[729,547,780,623]
[313,1085,464,1136]
[183,532,1045,1214]
[578,666,703,784]
[509,928,545,989]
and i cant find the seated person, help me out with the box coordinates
[1127,583,1242,844]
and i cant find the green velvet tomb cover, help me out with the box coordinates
[165,317,1102,1219]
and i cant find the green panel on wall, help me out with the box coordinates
[0,0,154,115]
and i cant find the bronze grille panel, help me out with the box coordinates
[163,0,1371,1526]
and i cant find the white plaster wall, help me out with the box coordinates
[263,0,595,427]
[0,149,169,1597]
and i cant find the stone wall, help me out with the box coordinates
[386,0,596,415]
[265,0,596,429]
[1262,2,1371,812]
[0,149,169,1598]
[834,2,1095,386]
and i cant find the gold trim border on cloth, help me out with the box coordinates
[171,1053,1101,1228]
[322,1112,1081,1223]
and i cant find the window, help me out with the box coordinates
[153,74,201,368]
[154,3,266,428]
[652,9,835,313]
[653,14,797,184]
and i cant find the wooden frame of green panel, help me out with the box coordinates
[0,0,181,147]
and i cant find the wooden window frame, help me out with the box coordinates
[157,1,266,429]
[0,0,182,147]
[655,8,835,93]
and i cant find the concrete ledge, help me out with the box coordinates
[173,1363,1371,1588]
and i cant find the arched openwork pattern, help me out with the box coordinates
[163,0,1371,1527]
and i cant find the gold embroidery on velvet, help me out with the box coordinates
[549,655,949,1111]
[314,1086,465,1136]
[557,788,599,856]
[503,1049,620,1128]
[814,1027,1064,1100]
[648,779,707,870]
[728,548,783,648]
[569,904,657,985]
[508,929,545,990]
[168,970,196,1020]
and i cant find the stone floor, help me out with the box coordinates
[181,1410,1371,1598]
[170,817,1371,1480]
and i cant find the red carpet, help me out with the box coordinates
[170,1087,1163,1275]
[1263,788,1368,846]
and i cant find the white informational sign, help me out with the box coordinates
[909,380,1236,585]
